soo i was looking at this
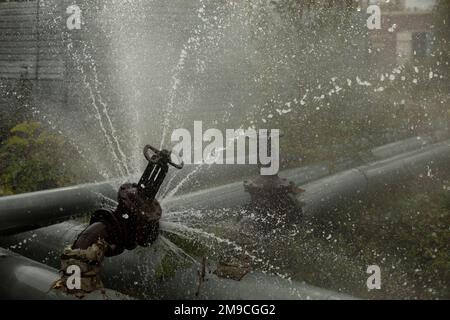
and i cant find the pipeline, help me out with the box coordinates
[301,140,450,217]
[0,135,443,235]
[2,137,448,300]
[371,135,432,159]
[0,247,130,300]
[0,182,117,235]
[0,134,441,235]
[0,221,356,300]
[161,140,450,215]
[0,165,328,235]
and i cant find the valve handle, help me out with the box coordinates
[138,145,184,201]
[143,145,184,169]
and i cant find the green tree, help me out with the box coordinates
[0,121,83,195]
[0,72,34,143]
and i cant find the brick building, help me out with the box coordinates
[364,0,438,64]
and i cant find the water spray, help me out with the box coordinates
[55,145,183,296]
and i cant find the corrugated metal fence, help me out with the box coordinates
[0,0,65,80]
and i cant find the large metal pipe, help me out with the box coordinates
[371,135,432,159]
[3,139,447,300]
[301,140,450,217]
[0,247,130,300]
[0,136,447,235]
[0,165,329,235]
[158,140,450,215]
[0,222,356,300]
[0,182,117,235]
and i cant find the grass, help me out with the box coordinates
[168,174,450,299]
[275,175,450,299]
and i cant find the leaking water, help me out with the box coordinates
[2,0,448,300]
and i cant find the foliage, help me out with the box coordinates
[154,253,180,280]
[0,121,86,195]
[0,74,33,143]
